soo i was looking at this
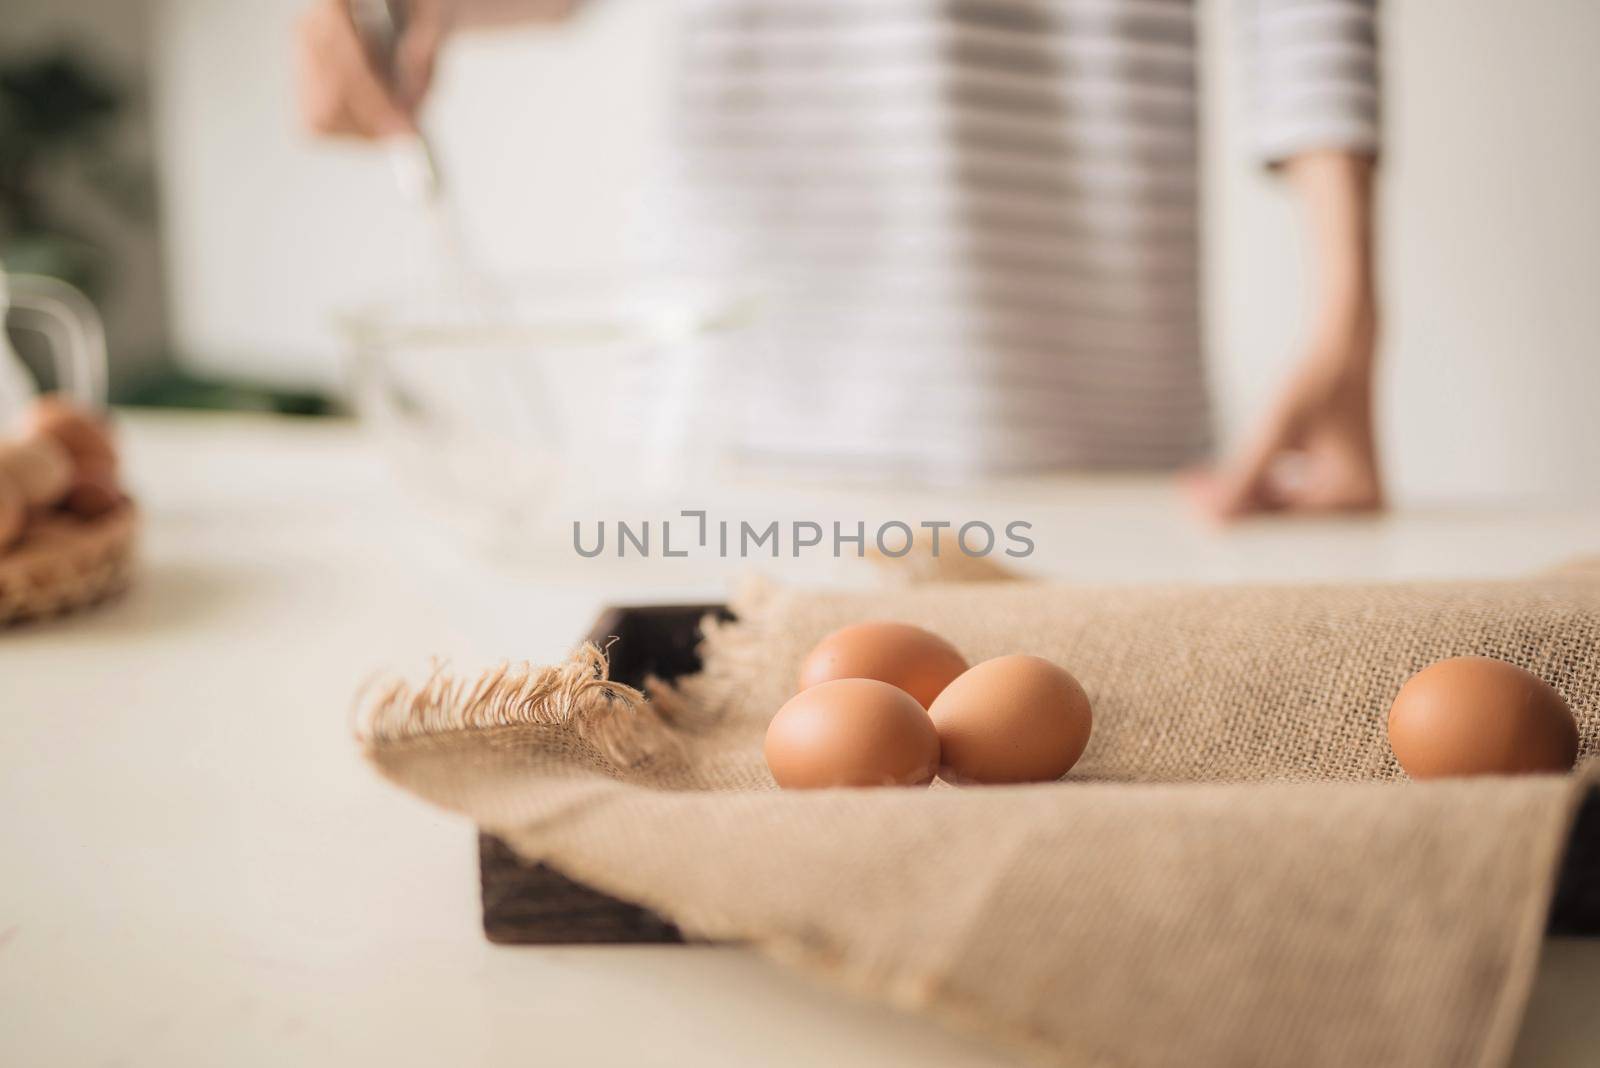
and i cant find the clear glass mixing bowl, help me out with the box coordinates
[342,275,763,556]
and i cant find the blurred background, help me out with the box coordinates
[4,0,1598,504]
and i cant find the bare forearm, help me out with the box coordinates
[1193,147,1384,519]
[1285,149,1379,369]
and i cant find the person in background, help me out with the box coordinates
[297,0,1383,520]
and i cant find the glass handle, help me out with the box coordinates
[4,273,108,409]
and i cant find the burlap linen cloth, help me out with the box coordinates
[361,568,1600,1068]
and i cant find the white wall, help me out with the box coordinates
[154,0,1600,504]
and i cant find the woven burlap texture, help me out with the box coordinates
[363,571,1600,1068]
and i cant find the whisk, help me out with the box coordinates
[348,0,443,203]
[348,0,506,323]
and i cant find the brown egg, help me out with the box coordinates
[797,621,969,709]
[929,654,1092,785]
[24,397,117,472]
[765,678,941,789]
[0,474,24,549]
[0,436,73,507]
[1388,656,1578,779]
[62,460,124,520]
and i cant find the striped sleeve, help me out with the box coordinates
[1246,0,1381,165]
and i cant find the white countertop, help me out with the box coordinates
[2,412,1596,1067]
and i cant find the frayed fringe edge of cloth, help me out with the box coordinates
[352,545,1021,760]
[647,579,787,728]
[354,643,679,766]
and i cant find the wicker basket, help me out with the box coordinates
[0,503,138,626]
